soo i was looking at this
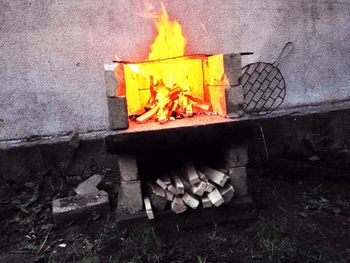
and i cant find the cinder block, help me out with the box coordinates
[225,85,244,118]
[117,180,143,214]
[223,53,242,87]
[52,191,110,223]
[228,167,247,197]
[107,96,129,130]
[118,154,138,181]
[104,63,119,98]
[227,143,248,168]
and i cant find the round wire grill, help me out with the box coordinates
[241,42,294,116]
[242,62,286,116]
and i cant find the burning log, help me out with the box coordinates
[147,184,168,211]
[144,196,155,220]
[182,192,199,209]
[207,188,225,207]
[171,197,187,214]
[198,165,229,187]
[136,105,160,124]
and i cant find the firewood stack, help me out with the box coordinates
[143,161,235,219]
[136,79,213,125]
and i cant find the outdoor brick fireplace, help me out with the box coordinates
[104,51,253,222]
[102,5,253,222]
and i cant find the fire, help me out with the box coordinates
[117,2,228,124]
[148,3,186,61]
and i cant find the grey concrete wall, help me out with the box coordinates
[0,0,349,141]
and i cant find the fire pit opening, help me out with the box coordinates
[104,3,244,130]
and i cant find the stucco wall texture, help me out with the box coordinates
[0,0,349,141]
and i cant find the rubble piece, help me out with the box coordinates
[228,167,248,196]
[180,161,200,185]
[52,191,109,223]
[171,173,185,195]
[118,154,138,181]
[118,180,143,213]
[147,184,168,211]
[197,170,208,182]
[202,195,213,208]
[182,193,200,209]
[205,182,215,193]
[207,188,225,207]
[171,197,187,214]
[156,173,171,190]
[74,174,101,195]
[198,165,229,187]
[219,184,235,203]
[167,184,178,196]
[144,196,155,220]
[190,181,207,196]
[165,190,174,201]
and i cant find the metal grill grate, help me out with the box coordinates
[242,62,286,116]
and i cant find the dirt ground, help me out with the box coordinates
[0,159,349,263]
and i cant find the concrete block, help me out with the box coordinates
[118,154,138,181]
[52,191,109,223]
[228,167,247,197]
[226,85,244,118]
[223,53,242,87]
[118,180,143,214]
[104,64,119,98]
[227,143,248,168]
[107,96,129,130]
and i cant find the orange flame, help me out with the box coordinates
[147,3,186,60]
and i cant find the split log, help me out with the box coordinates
[197,170,208,182]
[198,165,229,187]
[144,196,154,220]
[205,182,215,193]
[207,188,225,207]
[190,181,207,196]
[182,193,200,209]
[171,170,185,195]
[202,195,213,208]
[167,184,178,196]
[180,161,200,185]
[219,184,234,204]
[147,184,168,211]
[218,168,228,174]
[136,105,160,124]
[156,173,171,190]
[165,190,174,201]
[171,197,187,214]
[181,177,192,191]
